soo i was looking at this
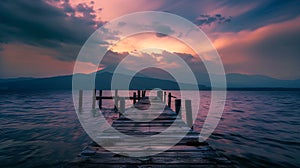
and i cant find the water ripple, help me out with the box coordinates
[1,90,299,167]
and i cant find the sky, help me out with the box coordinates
[0,0,299,80]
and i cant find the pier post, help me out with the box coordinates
[114,90,119,110]
[168,92,172,108]
[185,99,193,129]
[137,90,141,100]
[92,89,96,109]
[120,97,125,117]
[133,92,137,105]
[142,90,146,98]
[157,90,163,101]
[175,99,181,118]
[99,90,103,109]
[79,90,83,109]
[163,92,166,104]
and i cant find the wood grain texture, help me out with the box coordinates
[68,100,235,168]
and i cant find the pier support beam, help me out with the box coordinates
[142,90,146,98]
[133,92,137,105]
[137,90,141,100]
[168,92,172,108]
[114,90,119,110]
[163,92,166,104]
[98,90,103,109]
[175,99,181,118]
[185,99,193,129]
[120,97,125,117]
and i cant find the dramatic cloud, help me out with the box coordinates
[0,0,299,79]
[0,0,104,61]
[195,14,231,26]
[214,17,300,79]
[216,0,300,32]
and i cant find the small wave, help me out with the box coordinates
[231,109,244,113]
[0,128,5,135]
[262,137,300,146]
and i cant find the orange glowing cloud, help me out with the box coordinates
[109,33,196,55]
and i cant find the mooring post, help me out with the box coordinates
[99,90,103,109]
[163,92,166,104]
[168,92,172,108]
[120,97,125,117]
[157,90,163,101]
[114,90,119,110]
[79,90,83,109]
[142,90,146,98]
[185,99,193,129]
[175,99,181,118]
[137,90,141,100]
[92,89,96,109]
[133,92,137,105]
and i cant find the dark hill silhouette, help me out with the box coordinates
[0,68,299,90]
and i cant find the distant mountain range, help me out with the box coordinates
[0,68,299,91]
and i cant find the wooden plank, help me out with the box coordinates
[69,99,235,168]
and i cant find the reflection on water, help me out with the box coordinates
[0,90,299,167]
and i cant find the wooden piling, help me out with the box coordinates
[92,89,96,109]
[137,90,141,100]
[168,92,172,108]
[133,92,137,105]
[175,99,181,117]
[99,90,103,109]
[114,90,119,110]
[70,96,234,167]
[163,91,166,104]
[79,90,83,109]
[142,90,146,97]
[119,97,125,116]
[185,99,193,129]
[71,94,236,168]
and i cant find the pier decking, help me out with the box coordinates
[69,91,235,168]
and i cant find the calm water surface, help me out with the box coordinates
[0,90,299,167]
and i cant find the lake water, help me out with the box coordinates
[0,90,299,167]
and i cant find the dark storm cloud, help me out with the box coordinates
[0,0,104,61]
[195,14,231,26]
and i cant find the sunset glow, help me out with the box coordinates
[109,33,196,55]
[0,0,299,79]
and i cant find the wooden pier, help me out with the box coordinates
[69,90,235,168]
